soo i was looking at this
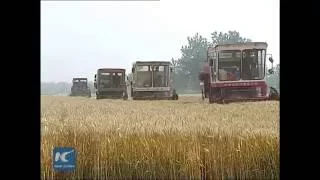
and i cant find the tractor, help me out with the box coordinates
[70,78,91,97]
[199,42,279,103]
[94,68,128,100]
[130,61,178,100]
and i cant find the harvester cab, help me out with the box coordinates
[94,68,128,100]
[199,42,279,103]
[70,78,91,97]
[130,61,178,100]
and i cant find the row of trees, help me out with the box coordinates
[41,30,279,95]
[41,82,95,95]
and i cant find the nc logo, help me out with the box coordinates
[53,147,76,172]
[55,149,74,162]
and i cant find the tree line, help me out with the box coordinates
[41,82,95,95]
[41,30,279,95]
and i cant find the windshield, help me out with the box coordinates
[152,65,168,87]
[73,79,87,86]
[242,49,266,80]
[112,72,123,88]
[99,73,112,88]
[135,65,169,87]
[218,50,241,81]
[98,72,124,88]
[136,65,152,87]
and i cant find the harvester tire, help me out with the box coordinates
[172,94,178,100]
[269,87,279,100]
[209,88,214,104]
[209,96,214,104]
[123,93,128,100]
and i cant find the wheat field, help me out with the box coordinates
[41,96,279,180]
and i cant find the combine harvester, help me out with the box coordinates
[199,42,279,104]
[69,78,91,97]
[130,61,178,100]
[94,68,128,100]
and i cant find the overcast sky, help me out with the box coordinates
[41,0,279,82]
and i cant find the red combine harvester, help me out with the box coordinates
[199,42,279,103]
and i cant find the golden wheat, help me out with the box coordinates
[41,96,279,179]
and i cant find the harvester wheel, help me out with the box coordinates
[172,89,178,100]
[172,94,178,100]
[269,87,279,100]
[205,91,209,98]
[209,96,214,104]
[123,93,128,100]
[209,88,215,104]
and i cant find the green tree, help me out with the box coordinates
[211,30,251,46]
[172,33,209,91]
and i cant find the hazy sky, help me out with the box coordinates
[41,0,279,82]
